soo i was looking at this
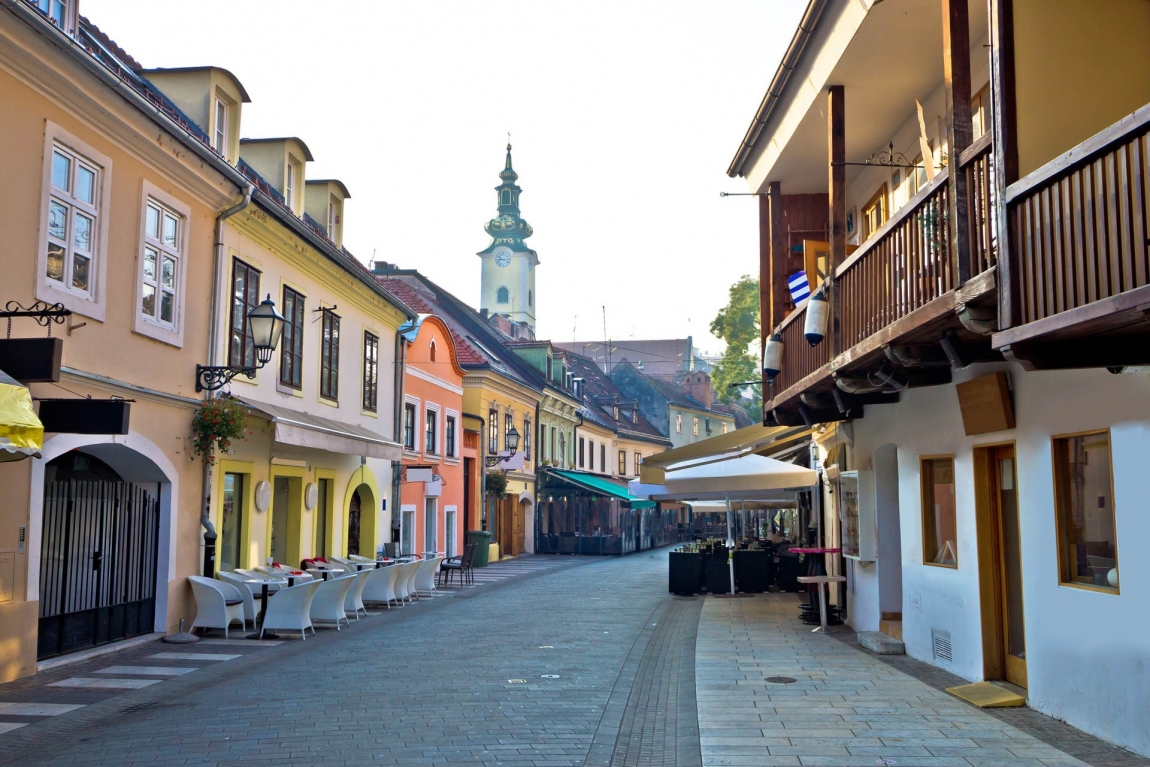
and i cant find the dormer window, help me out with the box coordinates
[327,199,337,238]
[33,0,67,29]
[613,406,619,420]
[285,162,296,211]
[213,98,228,156]
[631,411,638,425]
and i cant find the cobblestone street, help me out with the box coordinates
[0,551,1144,767]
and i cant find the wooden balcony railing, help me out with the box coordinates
[965,135,997,276]
[1005,105,1150,327]
[768,142,1000,404]
[772,301,831,395]
[837,171,955,348]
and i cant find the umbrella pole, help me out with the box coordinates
[725,496,735,596]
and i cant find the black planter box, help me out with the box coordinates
[734,549,771,593]
[704,559,731,594]
[668,551,702,595]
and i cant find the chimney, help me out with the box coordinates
[683,372,714,409]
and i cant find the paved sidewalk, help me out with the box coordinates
[695,593,1145,767]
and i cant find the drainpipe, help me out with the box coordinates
[465,411,487,533]
[391,333,407,550]
[200,185,252,577]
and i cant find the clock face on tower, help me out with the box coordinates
[494,249,512,268]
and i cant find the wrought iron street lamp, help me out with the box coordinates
[485,425,519,468]
[195,295,285,392]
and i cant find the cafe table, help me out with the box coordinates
[796,575,847,633]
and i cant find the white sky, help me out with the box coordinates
[85,0,805,352]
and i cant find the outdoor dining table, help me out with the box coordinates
[246,578,287,628]
[797,575,847,633]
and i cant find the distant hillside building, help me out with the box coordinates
[554,337,711,381]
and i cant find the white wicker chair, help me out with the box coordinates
[216,571,258,627]
[390,562,414,604]
[259,580,321,640]
[344,569,371,619]
[414,557,444,597]
[189,575,245,638]
[403,561,422,602]
[362,564,398,608]
[309,575,355,629]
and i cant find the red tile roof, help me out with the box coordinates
[374,278,486,366]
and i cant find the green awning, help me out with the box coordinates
[548,469,656,509]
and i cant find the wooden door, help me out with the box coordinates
[515,500,526,555]
[975,445,1027,688]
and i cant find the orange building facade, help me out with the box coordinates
[397,314,468,559]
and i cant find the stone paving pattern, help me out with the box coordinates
[0,550,1145,767]
[696,593,1149,767]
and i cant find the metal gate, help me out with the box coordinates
[38,480,160,660]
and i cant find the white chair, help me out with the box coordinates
[217,571,258,627]
[348,554,375,563]
[310,575,355,630]
[344,569,371,619]
[362,565,399,608]
[260,580,321,640]
[391,562,415,604]
[189,575,246,638]
[380,564,403,607]
[406,561,423,601]
[414,557,444,597]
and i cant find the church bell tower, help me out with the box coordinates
[478,143,538,332]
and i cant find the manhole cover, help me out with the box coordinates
[540,674,560,679]
[766,676,797,684]
[507,679,527,684]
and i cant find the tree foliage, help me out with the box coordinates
[709,275,761,418]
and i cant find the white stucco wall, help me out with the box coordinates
[850,361,1150,757]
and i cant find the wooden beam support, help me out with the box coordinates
[769,182,789,330]
[828,85,846,356]
[1001,337,1150,371]
[990,0,1020,328]
[943,0,974,286]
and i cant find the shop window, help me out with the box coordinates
[1053,431,1119,592]
[921,456,957,567]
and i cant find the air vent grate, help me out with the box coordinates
[932,629,953,663]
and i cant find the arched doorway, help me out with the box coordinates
[38,448,163,660]
[347,488,362,556]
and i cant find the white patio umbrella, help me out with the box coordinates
[629,454,817,594]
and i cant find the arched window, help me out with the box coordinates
[528,290,532,306]
[429,340,436,362]
[497,286,509,304]
[501,189,511,205]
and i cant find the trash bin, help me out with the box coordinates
[467,530,492,568]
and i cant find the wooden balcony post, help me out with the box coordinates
[828,85,846,355]
[943,0,973,286]
[990,0,1020,328]
[768,182,788,330]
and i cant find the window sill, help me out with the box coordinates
[276,380,304,397]
[317,396,339,409]
[360,408,379,419]
[922,561,958,570]
[38,280,106,323]
[1058,581,1119,596]
[132,317,183,348]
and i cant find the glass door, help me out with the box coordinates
[424,498,438,556]
[445,508,456,558]
[401,509,414,556]
[994,446,1027,688]
[220,473,243,572]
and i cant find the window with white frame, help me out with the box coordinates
[675,414,682,433]
[426,406,439,454]
[445,414,457,457]
[139,198,183,328]
[46,143,100,297]
[692,417,699,436]
[403,402,417,451]
[285,161,296,211]
[214,98,228,156]
[33,0,67,29]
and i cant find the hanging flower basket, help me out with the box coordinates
[191,397,249,465]
[485,471,508,500]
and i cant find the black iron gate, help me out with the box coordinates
[38,480,160,660]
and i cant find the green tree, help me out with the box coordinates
[709,275,761,419]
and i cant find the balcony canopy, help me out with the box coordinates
[630,453,817,503]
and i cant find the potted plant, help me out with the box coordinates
[191,397,249,465]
